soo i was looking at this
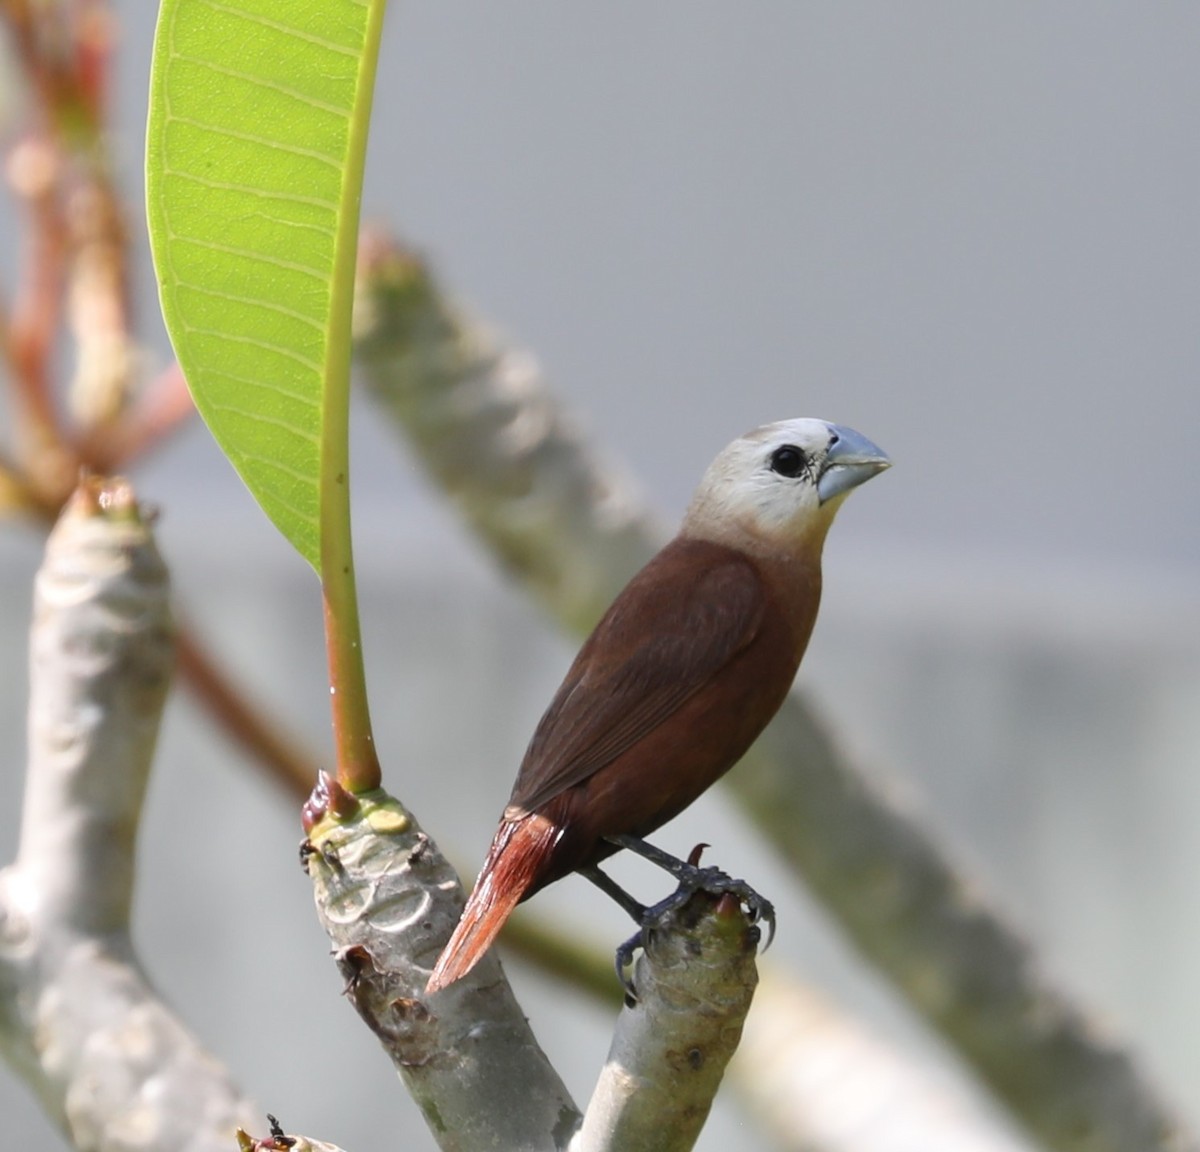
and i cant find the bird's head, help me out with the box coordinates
[681,418,890,555]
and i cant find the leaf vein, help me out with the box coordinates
[180,321,323,374]
[207,400,320,444]
[201,366,318,407]
[172,52,351,116]
[190,0,361,58]
[176,278,326,332]
[164,112,343,170]
[160,167,339,213]
[230,450,320,500]
[167,233,327,280]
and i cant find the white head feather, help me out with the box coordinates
[681,418,889,556]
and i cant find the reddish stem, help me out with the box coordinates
[174,624,322,800]
[81,361,195,470]
[72,0,114,131]
[4,143,69,449]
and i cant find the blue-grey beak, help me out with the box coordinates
[817,424,891,505]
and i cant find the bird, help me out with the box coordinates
[426,418,890,994]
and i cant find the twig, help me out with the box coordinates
[4,132,69,453]
[0,445,65,520]
[63,161,135,430]
[0,476,258,1150]
[82,360,196,469]
[571,892,759,1152]
[351,231,1197,1152]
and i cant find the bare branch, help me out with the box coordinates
[572,892,759,1152]
[352,232,1197,1152]
[302,781,582,1152]
[0,477,258,1151]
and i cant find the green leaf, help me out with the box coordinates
[146,0,386,571]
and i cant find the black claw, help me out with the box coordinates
[679,866,775,945]
[757,900,777,951]
[614,928,643,1001]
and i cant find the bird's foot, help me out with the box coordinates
[609,853,776,1002]
[648,865,776,948]
[604,833,776,950]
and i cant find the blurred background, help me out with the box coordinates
[1,3,1197,1149]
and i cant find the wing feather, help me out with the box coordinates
[507,544,765,815]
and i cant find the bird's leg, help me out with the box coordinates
[586,835,776,1000]
[583,840,776,998]
[604,833,776,947]
[580,865,646,996]
[580,864,647,920]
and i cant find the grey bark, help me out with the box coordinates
[303,783,767,1151]
[0,480,259,1152]
[303,784,582,1152]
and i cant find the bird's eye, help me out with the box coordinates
[769,445,807,478]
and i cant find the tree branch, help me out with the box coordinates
[302,779,582,1152]
[0,477,258,1151]
[573,892,759,1152]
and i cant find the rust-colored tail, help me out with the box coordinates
[426,814,558,994]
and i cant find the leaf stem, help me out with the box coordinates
[318,0,387,795]
[321,516,380,793]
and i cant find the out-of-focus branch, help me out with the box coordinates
[0,477,258,1150]
[174,623,322,798]
[0,446,63,520]
[352,229,661,634]
[4,133,70,457]
[82,360,197,470]
[0,470,324,798]
[4,0,133,436]
[64,162,135,430]
[302,779,582,1152]
[505,907,625,1009]
[733,972,1033,1152]
[351,231,1197,1152]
